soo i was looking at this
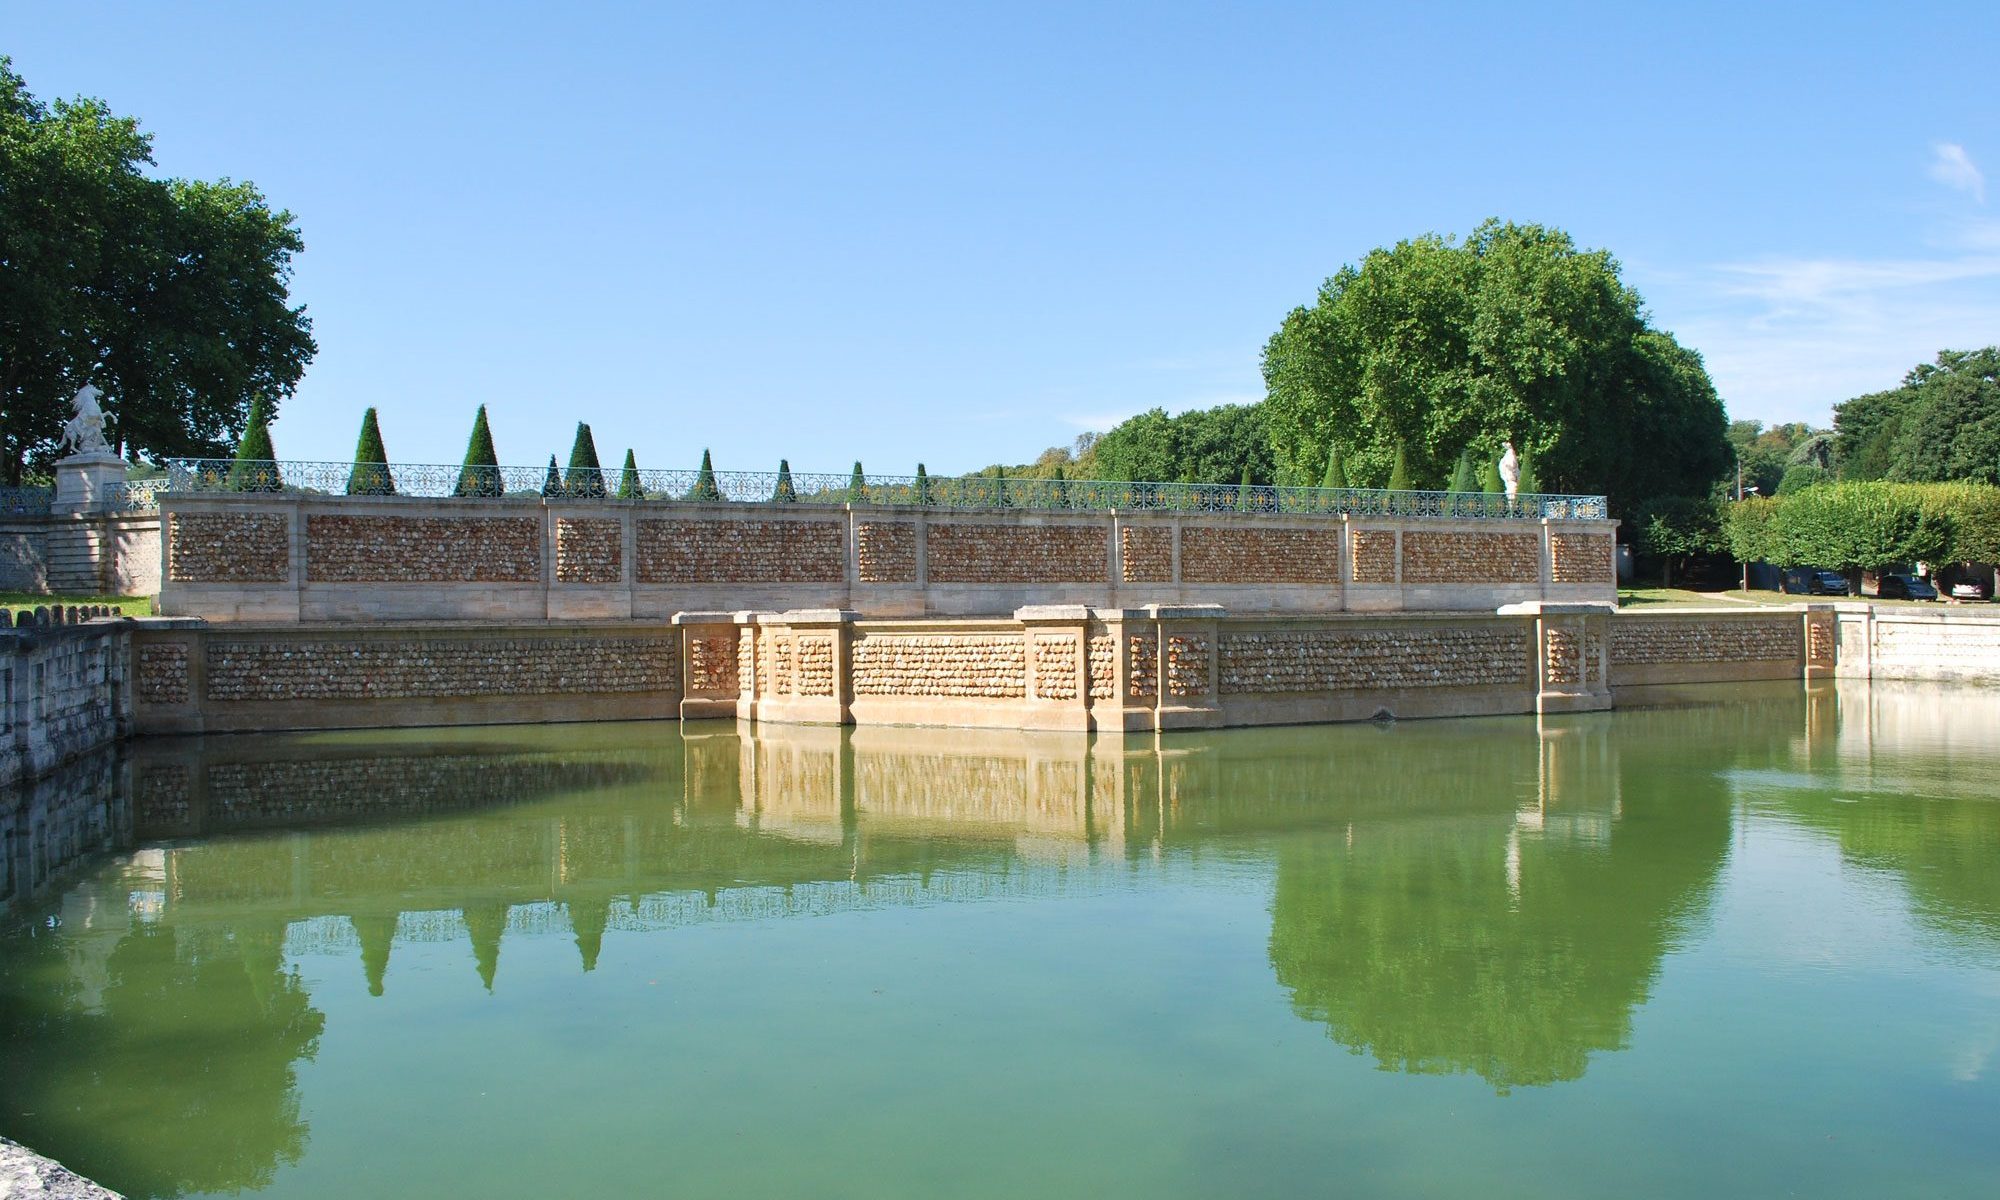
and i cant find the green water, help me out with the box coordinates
[3,681,1998,1198]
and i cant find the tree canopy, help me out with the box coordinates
[1260,220,1731,513]
[0,58,315,484]
[1090,402,1276,485]
[1833,347,2000,484]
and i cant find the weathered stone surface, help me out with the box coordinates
[795,635,836,697]
[1165,633,1210,696]
[1550,533,1612,585]
[1087,634,1116,699]
[168,511,288,582]
[1401,531,1539,584]
[637,518,844,584]
[0,1137,123,1199]
[927,522,1107,583]
[688,634,738,693]
[204,636,679,701]
[1128,634,1158,698]
[1119,526,1173,583]
[307,515,541,583]
[1611,618,1800,664]
[852,634,1026,698]
[1543,626,1602,686]
[555,518,622,583]
[136,642,189,704]
[1180,527,1341,584]
[1217,626,1531,693]
[856,521,917,583]
[1351,529,1397,584]
[1806,612,1836,665]
[1033,634,1080,699]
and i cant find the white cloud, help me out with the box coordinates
[1929,143,1986,202]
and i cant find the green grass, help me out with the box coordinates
[1617,586,1966,609]
[1,591,154,618]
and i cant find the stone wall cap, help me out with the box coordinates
[670,610,742,625]
[128,616,206,630]
[1013,604,1092,621]
[1142,604,1229,619]
[1497,602,1616,616]
[772,608,859,624]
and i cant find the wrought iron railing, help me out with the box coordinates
[0,486,53,517]
[162,459,1609,520]
[106,478,170,514]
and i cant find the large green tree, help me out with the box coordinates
[0,59,315,484]
[1261,220,1731,513]
[1092,402,1275,485]
[1834,349,2000,484]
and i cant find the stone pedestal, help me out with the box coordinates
[1499,601,1615,715]
[52,452,127,514]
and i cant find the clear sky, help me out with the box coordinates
[7,1,1998,474]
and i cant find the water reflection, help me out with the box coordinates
[4,682,2000,1195]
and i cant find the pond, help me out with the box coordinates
[3,681,1998,1198]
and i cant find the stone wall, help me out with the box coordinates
[0,521,48,591]
[158,493,1617,621]
[1832,607,2000,684]
[1217,626,1530,693]
[1,623,131,788]
[852,635,1027,698]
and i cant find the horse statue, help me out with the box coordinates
[60,384,111,456]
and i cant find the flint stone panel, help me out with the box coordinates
[307,515,541,583]
[204,636,679,701]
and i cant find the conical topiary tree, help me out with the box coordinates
[1386,442,1412,492]
[454,405,502,497]
[565,422,605,498]
[1448,449,1477,494]
[914,463,931,506]
[617,449,644,499]
[772,458,797,503]
[1516,445,1541,496]
[226,396,282,492]
[1050,464,1069,509]
[849,461,869,504]
[689,449,721,502]
[1235,464,1255,511]
[1479,452,1505,494]
[541,455,563,498]
[1320,443,1348,490]
[346,407,394,495]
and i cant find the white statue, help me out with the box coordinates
[1498,441,1521,499]
[60,384,112,456]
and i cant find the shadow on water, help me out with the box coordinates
[3,683,1998,1193]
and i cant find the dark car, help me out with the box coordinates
[1877,574,1938,601]
[1806,570,1850,596]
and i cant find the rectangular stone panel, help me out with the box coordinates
[1610,619,1800,665]
[851,634,1026,698]
[307,515,541,583]
[555,518,622,583]
[857,521,917,583]
[168,512,289,583]
[1351,529,1397,584]
[203,636,679,701]
[637,518,844,584]
[1401,531,1539,584]
[1180,526,1341,584]
[1550,533,1613,585]
[1120,526,1173,583]
[1033,634,1079,700]
[1218,626,1531,693]
[927,523,1107,584]
[136,643,190,704]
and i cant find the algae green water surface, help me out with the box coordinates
[4,680,1999,1198]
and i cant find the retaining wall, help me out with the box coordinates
[0,513,160,595]
[154,493,1618,621]
[2,623,133,788]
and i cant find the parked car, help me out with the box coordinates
[1805,570,1850,596]
[1950,579,1992,602]
[1877,574,1938,601]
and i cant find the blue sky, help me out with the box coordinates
[8,2,1998,474]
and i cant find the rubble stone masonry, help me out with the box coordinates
[1181,527,1342,585]
[555,518,623,584]
[856,521,918,583]
[795,635,836,697]
[202,636,679,702]
[1351,530,1397,584]
[687,634,738,693]
[1401,531,1539,584]
[852,635,1027,698]
[168,512,289,583]
[1119,526,1173,583]
[927,522,1107,583]
[307,515,542,583]
[638,518,844,584]
[1165,634,1210,696]
[1218,626,1531,693]
[1087,634,1117,699]
[1550,533,1613,585]
[136,643,189,704]
[1033,635,1080,700]
[1610,618,1800,664]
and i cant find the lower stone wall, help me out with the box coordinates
[1833,607,2000,683]
[1607,614,1804,687]
[1,624,131,788]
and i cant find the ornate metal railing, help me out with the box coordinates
[106,477,170,514]
[0,486,54,517]
[162,459,1609,520]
